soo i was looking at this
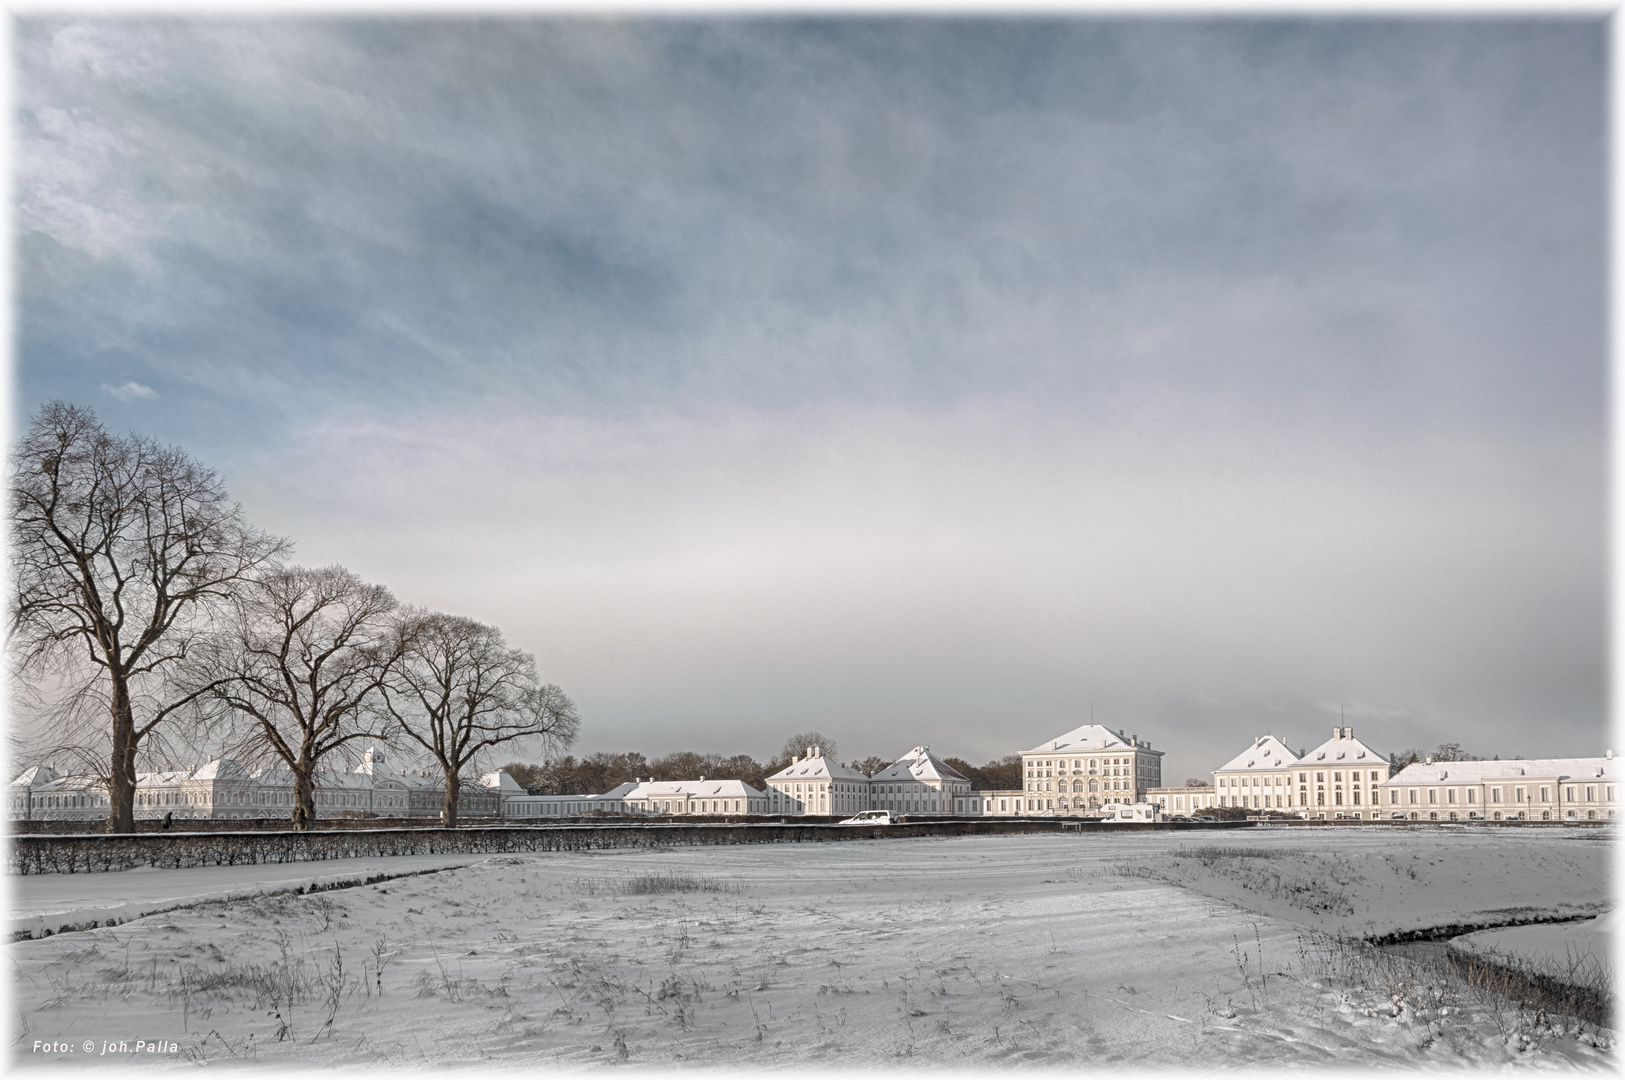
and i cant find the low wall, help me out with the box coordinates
[8,817,1253,875]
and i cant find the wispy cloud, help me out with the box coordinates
[100,380,158,401]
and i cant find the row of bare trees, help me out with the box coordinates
[9,402,579,832]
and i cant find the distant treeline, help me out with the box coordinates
[502,752,1024,795]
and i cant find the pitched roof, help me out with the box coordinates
[1386,757,1618,785]
[626,778,764,799]
[11,764,60,787]
[479,770,526,792]
[1300,728,1389,768]
[1023,724,1148,755]
[767,746,869,783]
[1216,735,1301,773]
[870,746,967,784]
[190,757,250,782]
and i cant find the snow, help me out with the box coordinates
[7,827,1614,1068]
[1114,825,1612,938]
[10,853,476,940]
[1451,912,1614,982]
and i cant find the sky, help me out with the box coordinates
[12,17,1610,784]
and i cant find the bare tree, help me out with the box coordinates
[9,402,287,832]
[203,565,398,829]
[380,610,579,826]
[779,731,838,761]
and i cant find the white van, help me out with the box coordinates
[1099,802,1162,823]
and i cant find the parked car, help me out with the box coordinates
[838,809,895,826]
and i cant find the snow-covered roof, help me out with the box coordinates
[627,778,764,799]
[1300,727,1389,768]
[135,770,192,787]
[1216,735,1301,773]
[767,746,869,783]
[11,764,60,788]
[1023,724,1156,755]
[35,774,105,793]
[190,757,250,782]
[870,746,967,784]
[1386,756,1618,785]
[597,782,638,800]
[479,770,526,793]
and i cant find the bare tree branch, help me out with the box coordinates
[8,401,288,832]
[197,564,399,830]
[380,609,579,826]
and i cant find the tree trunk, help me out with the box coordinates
[442,767,461,829]
[292,758,316,831]
[106,674,138,834]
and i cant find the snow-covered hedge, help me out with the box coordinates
[10,818,1163,875]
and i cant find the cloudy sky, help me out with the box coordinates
[13,17,1608,781]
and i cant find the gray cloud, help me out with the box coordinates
[12,18,1609,775]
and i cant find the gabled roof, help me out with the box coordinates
[11,764,60,788]
[767,746,868,783]
[190,757,250,782]
[1216,735,1301,773]
[1300,727,1388,768]
[1386,757,1617,785]
[1024,724,1162,755]
[870,746,967,784]
[479,770,526,792]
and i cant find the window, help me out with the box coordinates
[1467,789,1476,804]
[1516,788,1525,803]
[1539,787,1550,803]
[1492,788,1501,803]
[1389,790,1397,804]
[1408,789,1418,804]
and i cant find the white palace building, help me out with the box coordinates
[16,723,1615,826]
[10,747,508,823]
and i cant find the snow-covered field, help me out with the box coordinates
[8,827,1614,1069]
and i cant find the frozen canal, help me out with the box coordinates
[9,827,1613,1068]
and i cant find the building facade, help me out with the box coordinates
[1380,754,1618,821]
[10,747,510,824]
[764,745,872,816]
[1212,734,1301,813]
[865,746,970,816]
[1146,785,1223,816]
[1017,724,1164,815]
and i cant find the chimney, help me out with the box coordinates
[1608,750,1615,760]
[699,776,706,783]
[1253,736,1260,748]
[1425,755,1434,765]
